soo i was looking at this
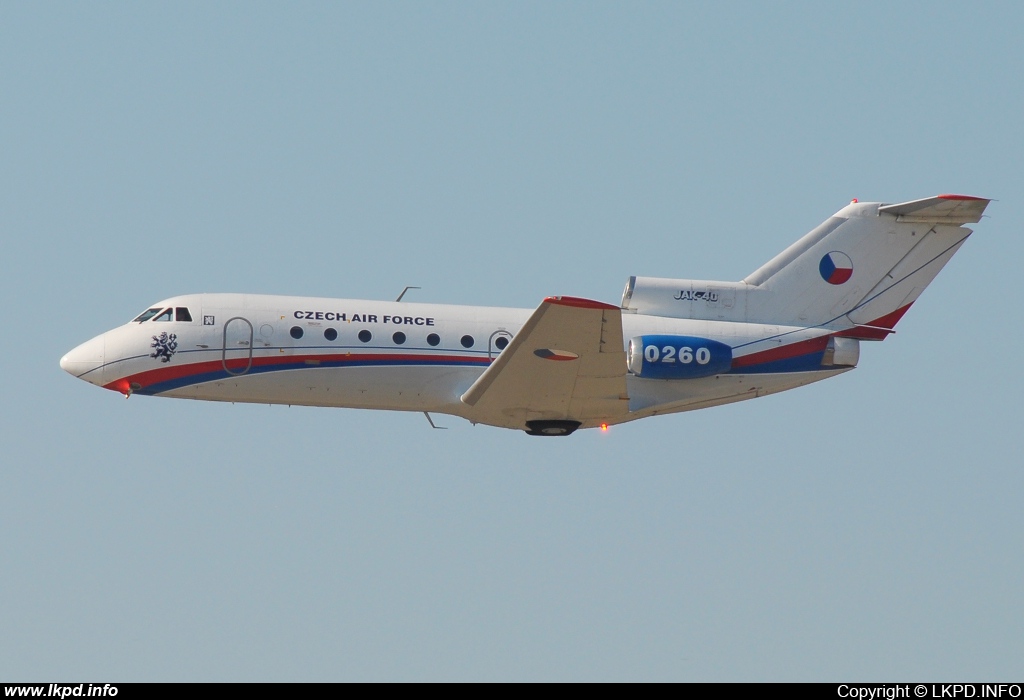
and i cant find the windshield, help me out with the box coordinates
[133,308,164,323]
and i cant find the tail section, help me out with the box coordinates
[742,195,989,330]
[621,195,990,334]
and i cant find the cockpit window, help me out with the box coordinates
[133,308,164,323]
[175,307,192,322]
[153,308,173,322]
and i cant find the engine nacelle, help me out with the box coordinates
[627,335,733,379]
[824,336,860,367]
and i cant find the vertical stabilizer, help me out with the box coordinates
[741,196,988,330]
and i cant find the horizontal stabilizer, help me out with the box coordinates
[878,194,990,224]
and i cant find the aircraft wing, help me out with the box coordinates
[878,194,990,224]
[461,296,629,429]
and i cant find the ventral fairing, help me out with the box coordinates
[61,195,989,436]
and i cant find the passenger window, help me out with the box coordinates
[133,308,163,323]
[461,335,474,348]
[153,308,173,322]
[427,333,440,347]
[392,332,406,345]
[175,307,193,322]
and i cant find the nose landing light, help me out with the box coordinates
[107,378,138,398]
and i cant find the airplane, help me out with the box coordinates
[60,194,989,436]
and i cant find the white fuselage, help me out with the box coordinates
[61,292,849,431]
[60,196,988,434]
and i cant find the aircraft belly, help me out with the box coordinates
[162,365,484,412]
[625,369,849,418]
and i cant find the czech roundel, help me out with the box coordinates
[819,251,853,285]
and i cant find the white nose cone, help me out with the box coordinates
[60,335,105,383]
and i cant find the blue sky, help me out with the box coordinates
[2,2,1022,681]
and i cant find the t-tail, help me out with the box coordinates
[621,194,990,338]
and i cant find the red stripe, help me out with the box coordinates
[835,303,914,341]
[938,194,988,201]
[103,352,490,392]
[731,335,830,369]
[866,303,913,330]
[835,326,892,340]
[544,296,619,311]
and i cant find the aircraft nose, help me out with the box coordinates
[60,335,105,382]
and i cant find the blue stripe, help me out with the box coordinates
[140,356,486,395]
[728,351,827,374]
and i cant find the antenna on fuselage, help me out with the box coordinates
[395,286,421,302]
[423,412,448,430]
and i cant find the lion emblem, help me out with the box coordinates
[150,332,178,363]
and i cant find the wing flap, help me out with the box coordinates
[461,296,628,427]
[878,194,990,224]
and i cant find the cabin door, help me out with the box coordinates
[222,317,254,376]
